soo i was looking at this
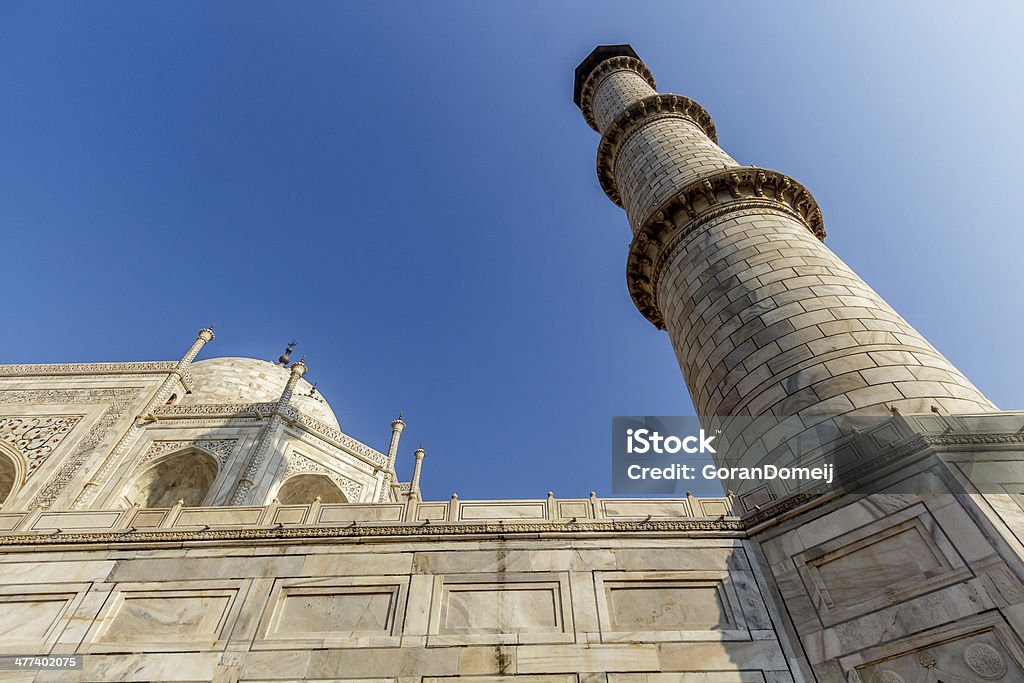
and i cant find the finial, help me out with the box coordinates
[278,340,297,367]
[309,382,318,397]
[399,411,403,420]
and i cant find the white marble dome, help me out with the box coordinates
[180,357,339,429]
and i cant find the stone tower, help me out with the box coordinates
[574,46,994,432]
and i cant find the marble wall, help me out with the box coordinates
[0,531,796,682]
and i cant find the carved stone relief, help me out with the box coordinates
[284,452,362,502]
[0,415,83,478]
[0,388,142,508]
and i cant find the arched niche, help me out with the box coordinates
[122,448,219,508]
[0,442,25,508]
[276,473,347,505]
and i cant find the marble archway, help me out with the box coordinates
[122,448,219,508]
[276,473,347,505]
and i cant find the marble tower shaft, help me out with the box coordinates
[574,45,993,428]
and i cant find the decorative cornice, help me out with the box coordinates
[597,94,718,207]
[0,518,745,548]
[579,55,656,132]
[282,406,388,468]
[626,167,826,328]
[0,362,178,377]
[153,402,278,418]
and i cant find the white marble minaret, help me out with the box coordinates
[574,46,993,428]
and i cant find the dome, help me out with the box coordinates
[180,357,339,429]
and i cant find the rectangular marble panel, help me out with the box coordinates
[602,501,691,518]
[0,592,77,651]
[174,507,263,527]
[795,507,969,625]
[89,581,240,651]
[429,573,573,645]
[256,577,407,649]
[609,582,726,629]
[595,571,749,642]
[415,502,450,521]
[458,502,547,520]
[34,511,123,530]
[317,504,405,523]
[556,501,591,520]
[0,513,23,530]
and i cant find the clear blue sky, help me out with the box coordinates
[2,2,1021,500]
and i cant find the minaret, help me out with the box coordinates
[574,46,994,443]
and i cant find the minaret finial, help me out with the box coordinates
[277,340,296,367]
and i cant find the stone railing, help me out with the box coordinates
[0,493,740,543]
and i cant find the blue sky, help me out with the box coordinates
[2,2,1021,500]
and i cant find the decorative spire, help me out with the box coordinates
[411,444,427,501]
[277,340,296,367]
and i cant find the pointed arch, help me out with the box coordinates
[121,447,219,508]
[0,441,25,508]
[276,473,347,505]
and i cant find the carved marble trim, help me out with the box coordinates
[284,453,363,501]
[625,167,825,328]
[0,517,745,547]
[0,415,84,479]
[0,362,178,377]
[149,403,386,469]
[597,94,719,207]
[154,402,278,418]
[579,55,657,132]
[138,439,239,468]
[0,388,143,508]
[282,406,387,468]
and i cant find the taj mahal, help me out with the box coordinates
[0,45,1023,683]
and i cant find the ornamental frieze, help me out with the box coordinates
[138,438,239,467]
[0,362,177,376]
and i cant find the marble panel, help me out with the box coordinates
[317,504,405,523]
[458,501,548,520]
[794,506,969,625]
[0,588,81,652]
[429,573,573,645]
[595,571,748,642]
[33,511,123,530]
[88,581,240,651]
[256,576,407,649]
[602,500,691,518]
[175,506,264,527]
